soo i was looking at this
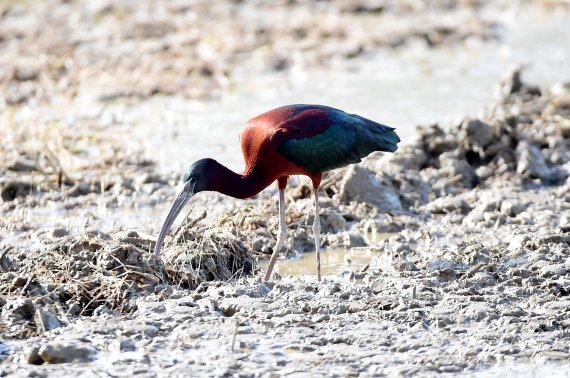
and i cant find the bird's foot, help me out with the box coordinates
[263,228,287,282]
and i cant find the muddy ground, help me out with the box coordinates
[1,0,570,377]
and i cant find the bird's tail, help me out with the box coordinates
[356,116,401,154]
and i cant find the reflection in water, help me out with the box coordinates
[274,233,393,278]
[275,247,376,278]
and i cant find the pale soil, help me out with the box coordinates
[1,0,570,377]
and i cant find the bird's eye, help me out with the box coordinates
[184,173,196,183]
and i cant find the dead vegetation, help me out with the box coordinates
[0,113,161,211]
[0,226,253,339]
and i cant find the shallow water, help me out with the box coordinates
[274,247,377,278]
[271,232,392,278]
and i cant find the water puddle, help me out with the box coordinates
[272,232,393,278]
[274,246,376,278]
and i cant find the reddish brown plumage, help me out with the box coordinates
[238,105,326,194]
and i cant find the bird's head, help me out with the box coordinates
[182,158,217,194]
[154,158,216,256]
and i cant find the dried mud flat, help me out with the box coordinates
[2,68,570,376]
[1,1,570,377]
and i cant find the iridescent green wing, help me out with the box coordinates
[277,109,400,173]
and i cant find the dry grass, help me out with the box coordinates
[0,221,253,339]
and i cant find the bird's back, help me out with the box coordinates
[241,104,400,175]
[240,105,315,168]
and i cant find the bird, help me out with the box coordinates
[153,104,400,282]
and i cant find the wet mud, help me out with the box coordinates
[1,0,570,376]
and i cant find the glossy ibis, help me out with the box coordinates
[154,104,400,282]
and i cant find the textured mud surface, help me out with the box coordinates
[1,0,570,376]
[2,68,569,375]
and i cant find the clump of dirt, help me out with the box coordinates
[341,68,570,210]
[213,199,362,254]
[161,226,254,287]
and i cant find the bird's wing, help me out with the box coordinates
[276,107,400,173]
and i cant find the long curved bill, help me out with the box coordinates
[154,181,195,256]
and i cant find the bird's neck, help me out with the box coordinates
[208,162,274,200]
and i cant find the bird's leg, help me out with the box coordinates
[313,188,322,282]
[264,188,287,282]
